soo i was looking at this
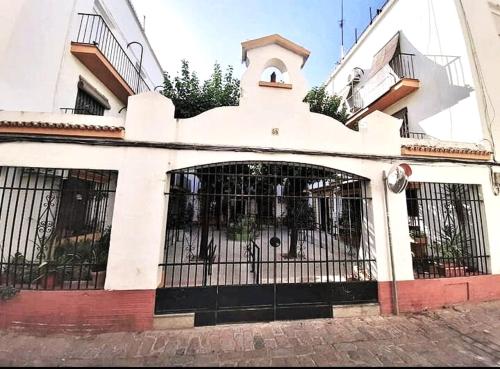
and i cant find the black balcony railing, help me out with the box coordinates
[74,13,150,95]
[60,108,101,116]
[400,130,429,139]
[346,90,363,115]
[390,53,416,79]
[408,132,428,139]
[346,53,417,117]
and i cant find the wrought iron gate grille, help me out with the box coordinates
[0,166,117,290]
[159,162,375,289]
[406,182,490,279]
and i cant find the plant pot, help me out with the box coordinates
[91,271,106,288]
[413,236,427,244]
[437,263,468,278]
[410,241,427,259]
[406,182,421,190]
[38,271,57,289]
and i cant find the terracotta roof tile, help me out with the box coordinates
[0,120,124,132]
[401,143,491,156]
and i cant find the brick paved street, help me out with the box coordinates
[2,300,500,367]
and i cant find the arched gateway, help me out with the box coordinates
[147,34,396,326]
[155,161,377,325]
[1,29,499,333]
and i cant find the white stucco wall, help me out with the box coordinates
[456,0,500,162]
[0,0,164,117]
[0,0,77,113]
[1,37,499,292]
[1,137,499,289]
[326,0,485,144]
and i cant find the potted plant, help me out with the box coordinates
[4,252,38,287]
[0,252,30,285]
[90,227,111,288]
[52,240,93,284]
[436,250,468,277]
[0,285,19,301]
[227,216,256,242]
[36,261,60,289]
[432,225,469,277]
[410,229,427,259]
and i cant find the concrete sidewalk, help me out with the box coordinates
[1,301,500,367]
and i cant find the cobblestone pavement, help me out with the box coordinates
[2,301,500,367]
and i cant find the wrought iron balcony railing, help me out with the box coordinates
[389,53,416,80]
[345,53,418,117]
[60,108,101,116]
[405,132,428,139]
[73,13,150,95]
[346,90,363,115]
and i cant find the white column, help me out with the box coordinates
[104,150,168,290]
[371,176,414,282]
[481,179,500,275]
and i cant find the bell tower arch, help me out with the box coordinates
[239,34,311,112]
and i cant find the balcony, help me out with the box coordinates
[70,13,150,105]
[345,53,420,127]
[60,108,101,116]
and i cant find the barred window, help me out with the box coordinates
[0,167,118,290]
[74,88,105,116]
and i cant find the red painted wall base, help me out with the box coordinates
[3,277,500,333]
[379,275,500,315]
[0,290,155,333]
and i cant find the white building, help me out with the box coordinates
[0,0,164,117]
[0,12,500,330]
[326,0,499,151]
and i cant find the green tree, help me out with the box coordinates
[162,60,203,119]
[163,61,347,123]
[303,85,349,123]
[200,63,240,111]
[163,60,240,119]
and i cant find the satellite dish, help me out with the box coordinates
[386,163,412,194]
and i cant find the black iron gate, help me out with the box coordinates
[155,161,377,326]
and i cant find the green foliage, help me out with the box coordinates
[303,85,348,123]
[0,285,18,301]
[5,252,37,284]
[0,228,112,287]
[284,198,315,231]
[163,61,347,123]
[92,226,111,271]
[50,226,111,274]
[163,60,240,118]
[227,216,256,242]
[409,229,427,239]
[431,225,471,261]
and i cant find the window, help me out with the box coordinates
[57,178,94,236]
[392,107,409,138]
[74,88,105,116]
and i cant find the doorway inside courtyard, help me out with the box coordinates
[155,161,377,326]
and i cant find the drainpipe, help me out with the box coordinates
[383,171,400,315]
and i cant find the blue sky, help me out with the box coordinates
[132,0,388,87]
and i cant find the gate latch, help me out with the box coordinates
[270,237,281,248]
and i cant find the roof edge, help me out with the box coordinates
[241,34,311,67]
[324,0,398,87]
